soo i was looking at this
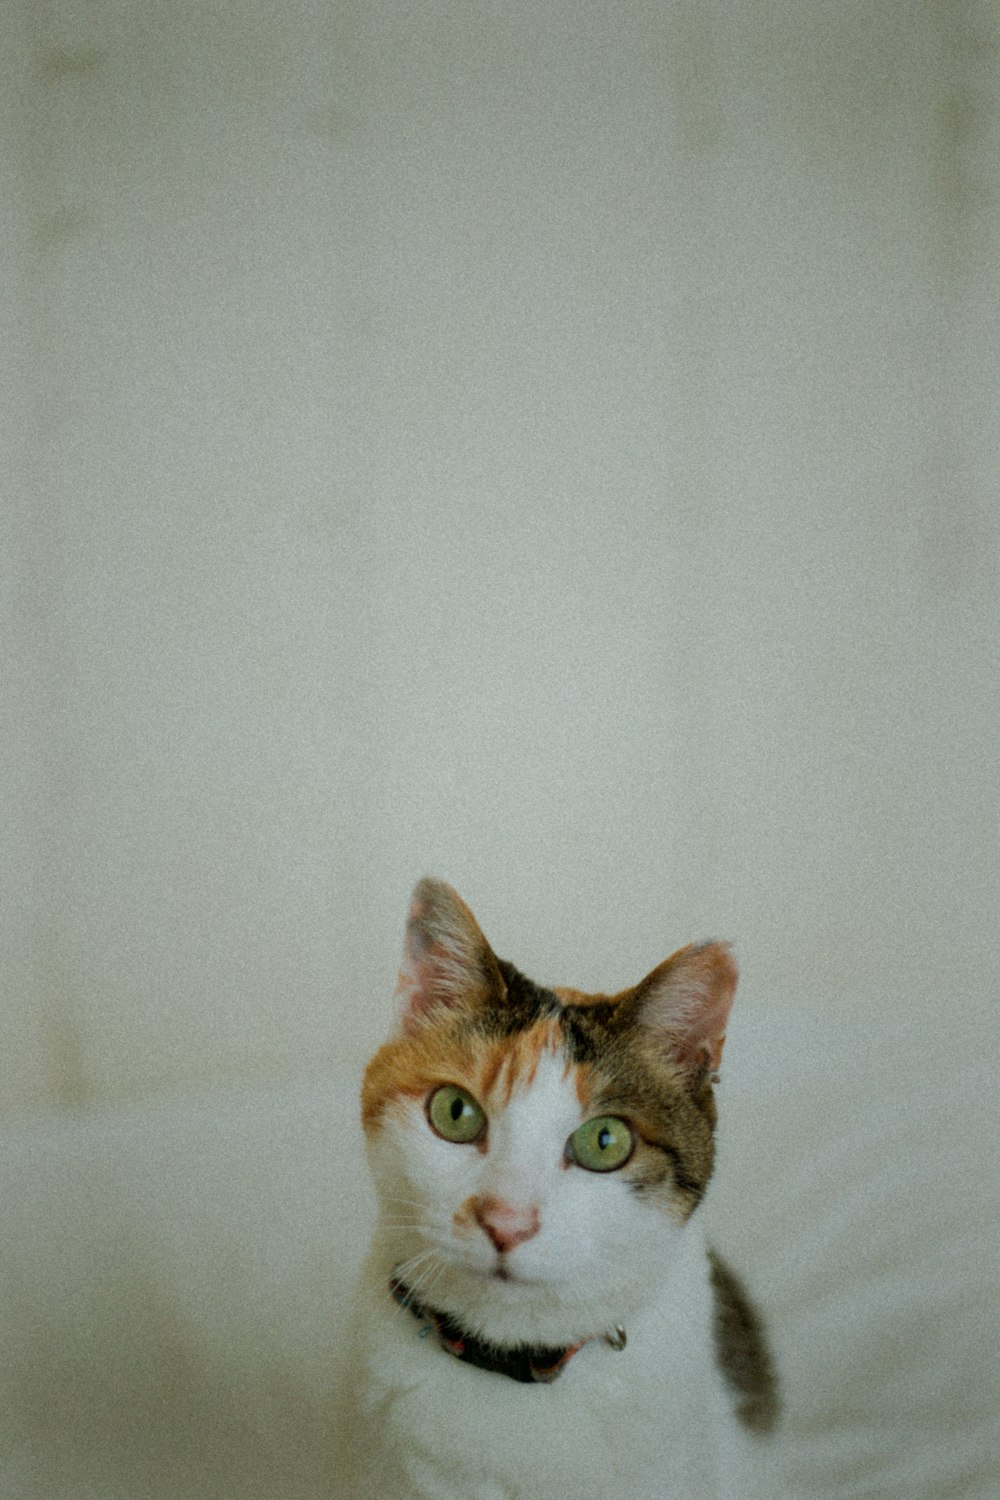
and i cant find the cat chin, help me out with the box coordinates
[469,1261,551,1290]
[422,1259,639,1349]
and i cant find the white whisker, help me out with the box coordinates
[390,1247,440,1304]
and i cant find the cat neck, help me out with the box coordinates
[388,1273,627,1383]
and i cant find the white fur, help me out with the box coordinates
[340,1050,776,1499]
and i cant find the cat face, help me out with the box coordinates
[361,879,737,1345]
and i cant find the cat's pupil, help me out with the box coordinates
[450,1097,464,1122]
[598,1127,611,1150]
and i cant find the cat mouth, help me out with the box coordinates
[452,1254,546,1289]
[486,1260,542,1286]
[459,1260,526,1285]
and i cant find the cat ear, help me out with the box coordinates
[630,941,738,1076]
[396,877,503,1033]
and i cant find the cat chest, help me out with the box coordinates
[357,1314,725,1500]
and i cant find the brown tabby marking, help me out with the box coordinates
[708,1248,781,1434]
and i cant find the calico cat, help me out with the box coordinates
[340,878,779,1500]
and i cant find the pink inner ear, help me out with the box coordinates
[637,942,738,1074]
[395,878,497,1033]
[396,936,455,1033]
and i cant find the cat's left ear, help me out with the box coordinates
[629,941,738,1077]
[395,877,504,1034]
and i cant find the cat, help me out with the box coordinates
[338,878,779,1500]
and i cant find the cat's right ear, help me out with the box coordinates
[628,940,738,1079]
[395,878,503,1034]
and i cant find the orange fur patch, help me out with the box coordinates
[490,1021,561,1107]
[361,1026,474,1130]
[452,1195,479,1236]
[552,985,618,1008]
[362,1017,567,1132]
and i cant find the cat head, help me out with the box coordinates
[361,878,737,1346]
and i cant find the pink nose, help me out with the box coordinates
[473,1195,540,1254]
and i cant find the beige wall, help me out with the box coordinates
[4,0,998,1119]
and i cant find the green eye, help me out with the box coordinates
[427,1085,487,1144]
[568,1116,634,1173]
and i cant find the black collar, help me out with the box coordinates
[389,1275,626,1385]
